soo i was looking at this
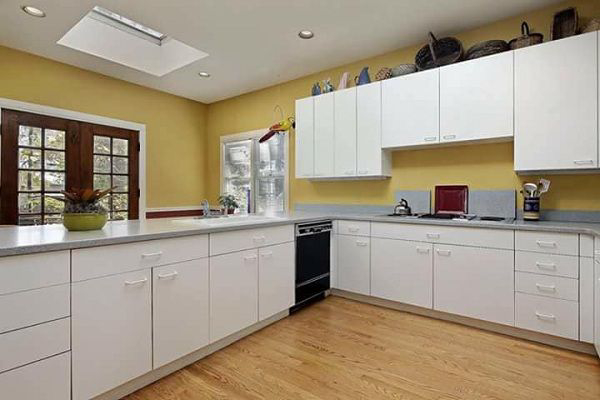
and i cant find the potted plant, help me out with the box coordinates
[49,188,113,231]
[218,194,239,215]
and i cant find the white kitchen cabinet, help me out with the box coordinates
[153,259,209,368]
[258,242,295,320]
[579,257,594,343]
[357,82,390,177]
[595,242,600,354]
[382,69,439,148]
[371,238,433,308]
[210,250,259,342]
[515,292,579,340]
[295,97,314,178]
[514,32,598,171]
[434,245,514,325]
[72,269,152,400]
[314,92,335,176]
[334,87,357,176]
[440,51,513,142]
[337,235,370,295]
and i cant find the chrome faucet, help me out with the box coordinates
[201,199,210,217]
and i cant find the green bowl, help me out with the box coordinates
[63,213,108,231]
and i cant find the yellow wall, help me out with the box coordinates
[0,45,208,209]
[206,0,600,211]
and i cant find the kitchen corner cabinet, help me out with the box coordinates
[440,51,513,142]
[153,259,209,369]
[295,97,314,178]
[258,242,295,321]
[514,31,598,171]
[382,68,439,148]
[72,269,152,400]
[334,88,357,176]
[337,234,370,295]
[314,92,335,176]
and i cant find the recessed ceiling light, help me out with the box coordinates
[298,30,314,39]
[22,5,46,17]
[198,72,210,78]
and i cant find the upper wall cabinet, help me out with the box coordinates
[357,82,391,177]
[440,51,514,143]
[314,93,335,177]
[334,88,357,177]
[382,69,439,148]
[514,32,598,172]
[295,97,314,178]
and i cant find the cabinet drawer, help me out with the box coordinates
[515,251,578,278]
[73,235,208,281]
[515,272,578,301]
[210,225,294,256]
[0,352,70,400]
[515,292,578,340]
[0,318,70,373]
[0,251,69,295]
[515,231,578,255]
[0,284,70,334]
[371,223,513,249]
[338,220,370,236]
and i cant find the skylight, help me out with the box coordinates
[90,6,166,45]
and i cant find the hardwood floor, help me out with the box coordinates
[125,296,600,400]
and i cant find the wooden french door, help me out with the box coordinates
[1,109,139,225]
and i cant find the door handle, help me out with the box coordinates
[244,255,258,262]
[535,261,557,270]
[573,160,594,165]
[124,277,148,286]
[358,170,369,175]
[260,251,273,258]
[141,251,163,259]
[416,247,430,254]
[536,240,557,248]
[535,283,556,292]
[423,136,437,142]
[535,312,556,321]
[426,233,440,239]
[157,271,178,280]
[355,241,369,247]
[253,236,266,244]
[436,249,451,256]
[442,134,456,140]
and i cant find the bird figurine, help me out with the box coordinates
[259,117,295,143]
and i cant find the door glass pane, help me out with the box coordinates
[112,175,128,192]
[18,126,42,147]
[94,174,111,190]
[44,195,64,213]
[19,148,42,169]
[45,214,63,224]
[223,141,252,178]
[44,130,65,150]
[112,194,128,211]
[18,215,42,226]
[256,177,285,213]
[113,211,128,221]
[44,172,65,192]
[258,134,285,177]
[112,156,128,174]
[18,171,42,191]
[223,178,250,213]
[94,136,111,154]
[112,138,128,156]
[94,155,111,173]
[44,150,66,171]
[18,193,42,214]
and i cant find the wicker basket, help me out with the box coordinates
[415,32,463,71]
[581,18,600,33]
[509,22,543,49]
[551,7,578,40]
[391,64,416,77]
[465,40,509,60]
[375,67,392,81]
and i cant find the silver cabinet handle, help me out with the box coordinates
[358,170,369,175]
[157,271,178,280]
[535,312,556,321]
[423,136,437,142]
[426,233,440,239]
[535,283,556,292]
[253,236,266,243]
[416,247,430,254]
[244,255,258,262]
[141,251,163,259]
[536,240,557,248]
[125,277,148,286]
[574,160,594,165]
[535,261,557,271]
[436,249,451,256]
[355,241,369,247]
[443,134,456,140]
[260,251,273,258]
[348,226,360,232]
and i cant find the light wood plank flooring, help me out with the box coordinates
[126,296,600,400]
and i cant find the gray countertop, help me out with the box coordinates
[1,212,599,257]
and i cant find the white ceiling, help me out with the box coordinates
[0,0,559,104]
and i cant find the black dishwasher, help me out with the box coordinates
[292,220,332,311]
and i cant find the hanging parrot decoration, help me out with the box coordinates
[259,117,295,143]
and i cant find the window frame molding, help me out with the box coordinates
[0,98,147,220]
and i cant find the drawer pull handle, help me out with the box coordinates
[573,160,594,165]
[536,240,557,248]
[358,170,369,175]
[535,261,557,271]
[348,227,360,232]
[535,312,556,321]
[443,134,456,140]
[416,247,430,254]
[125,277,148,286]
[356,241,369,247]
[426,233,440,239]
[423,136,437,142]
[535,283,556,292]
[436,249,451,256]
[141,251,163,259]
[260,251,273,258]
[244,255,258,262]
[253,236,266,243]
[157,271,178,280]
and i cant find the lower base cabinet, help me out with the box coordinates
[434,245,514,325]
[337,235,370,295]
[153,259,209,368]
[371,238,433,308]
[72,269,152,400]
[258,242,295,321]
[210,250,259,342]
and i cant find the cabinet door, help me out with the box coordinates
[334,88,357,177]
[258,242,295,320]
[371,238,433,308]
[440,51,513,142]
[595,247,600,354]
[72,269,151,400]
[382,69,439,148]
[579,257,594,343]
[210,250,258,342]
[153,259,209,368]
[357,82,384,175]
[314,93,335,176]
[295,97,314,178]
[515,32,598,171]
[434,245,514,325]
[337,235,370,295]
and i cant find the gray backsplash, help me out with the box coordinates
[393,190,431,214]
[468,190,516,219]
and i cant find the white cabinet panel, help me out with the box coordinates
[440,51,513,142]
[515,272,578,301]
[153,259,209,368]
[72,269,152,400]
[515,292,578,340]
[382,69,439,148]
[210,250,259,342]
[514,32,598,171]
[371,238,433,308]
[595,251,600,353]
[0,250,69,295]
[515,251,578,278]
[337,220,370,237]
[314,93,335,176]
[515,231,578,256]
[434,245,514,325]
[334,88,357,176]
[357,82,385,176]
[295,97,314,178]
[337,235,370,295]
[258,242,295,320]
[210,224,294,256]
[579,257,594,343]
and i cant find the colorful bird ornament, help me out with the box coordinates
[259,117,295,143]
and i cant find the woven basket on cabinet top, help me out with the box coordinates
[465,40,509,60]
[415,32,463,71]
